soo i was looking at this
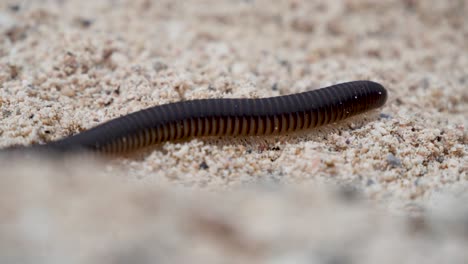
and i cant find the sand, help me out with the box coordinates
[0,0,467,263]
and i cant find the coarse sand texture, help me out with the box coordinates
[0,0,467,263]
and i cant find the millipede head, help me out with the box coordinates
[367,81,388,108]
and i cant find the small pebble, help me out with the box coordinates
[153,61,168,72]
[271,83,278,91]
[366,179,375,186]
[74,17,93,28]
[387,153,402,168]
[8,4,20,12]
[199,161,209,170]
[379,113,392,119]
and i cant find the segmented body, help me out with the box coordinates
[12,80,388,154]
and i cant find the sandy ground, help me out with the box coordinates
[0,0,467,263]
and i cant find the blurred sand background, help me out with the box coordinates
[0,0,467,263]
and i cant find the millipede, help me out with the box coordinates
[4,80,387,154]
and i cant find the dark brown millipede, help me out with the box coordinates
[5,80,387,154]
